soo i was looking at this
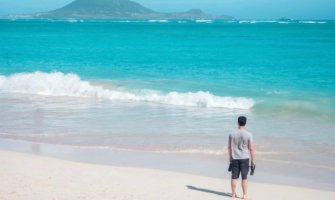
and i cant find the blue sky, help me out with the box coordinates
[1,0,334,19]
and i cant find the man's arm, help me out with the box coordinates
[249,141,255,165]
[228,135,232,162]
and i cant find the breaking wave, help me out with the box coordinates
[0,71,255,109]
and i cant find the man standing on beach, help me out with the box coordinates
[228,116,255,200]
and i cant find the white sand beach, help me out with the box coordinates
[1,150,334,200]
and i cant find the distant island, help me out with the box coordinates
[13,0,232,20]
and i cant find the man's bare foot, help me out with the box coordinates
[231,193,237,198]
[242,195,249,200]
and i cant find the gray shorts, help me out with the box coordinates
[231,159,249,180]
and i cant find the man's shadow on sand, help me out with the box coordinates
[186,185,232,198]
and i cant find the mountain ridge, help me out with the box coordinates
[32,0,231,19]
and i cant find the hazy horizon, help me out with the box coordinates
[0,0,335,19]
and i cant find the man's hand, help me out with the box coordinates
[251,160,256,166]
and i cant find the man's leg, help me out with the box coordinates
[242,179,248,199]
[231,160,240,198]
[231,179,237,198]
[241,159,250,199]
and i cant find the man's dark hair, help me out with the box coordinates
[238,116,247,126]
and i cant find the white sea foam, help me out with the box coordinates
[255,20,277,23]
[239,20,277,24]
[238,20,249,24]
[299,21,317,24]
[147,20,169,23]
[239,20,257,24]
[278,21,291,24]
[67,19,78,23]
[195,19,213,23]
[0,72,255,109]
[299,21,327,24]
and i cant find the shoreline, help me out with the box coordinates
[1,149,335,200]
[1,138,334,192]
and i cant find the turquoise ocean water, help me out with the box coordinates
[0,19,334,172]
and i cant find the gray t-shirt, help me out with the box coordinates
[229,129,253,159]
